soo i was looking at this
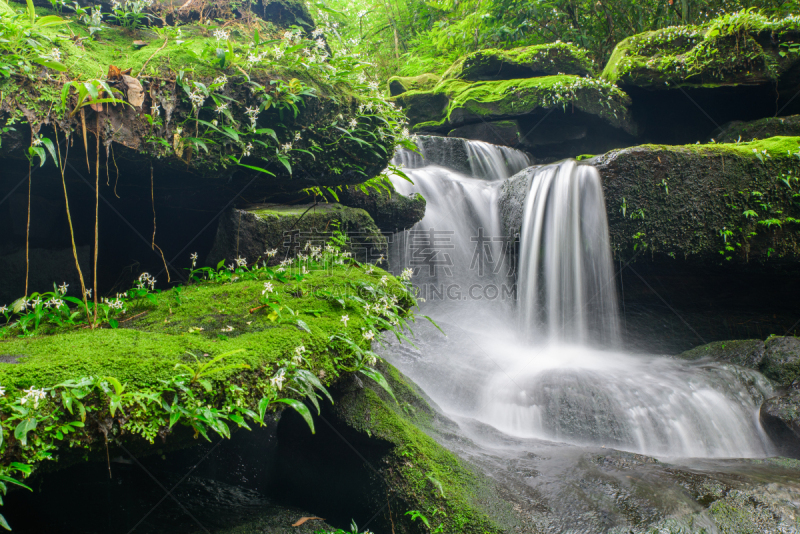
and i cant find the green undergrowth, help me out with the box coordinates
[602,10,800,87]
[0,238,422,530]
[399,74,632,133]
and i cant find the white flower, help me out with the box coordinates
[190,252,198,267]
[294,131,302,141]
[243,142,253,157]
[0,305,6,314]
[265,248,277,257]
[282,142,292,152]
[213,29,229,41]
[262,282,274,295]
[380,276,388,286]
[400,268,413,281]
[215,102,228,114]
[221,325,234,332]
[246,106,259,118]
[315,37,326,49]
[236,256,247,267]
[341,314,349,327]
[357,9,367,17]
[247,53,259,64]
[363,330,375,341]
[48,47,61,62]
[58,282,69,295]
[368,81,379,91]
[271,370,286,390]
[365,354,377,366]
[84,289,92,298]
[273,47,284,60]
[301,266,309,274]
[32,136,42,147]
[349,118,358,129]
[312,28,323,38]
[213,74,228,88]
[0,385,5,397]
[365,265,375,275]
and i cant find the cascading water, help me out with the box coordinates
[384,137,774,459]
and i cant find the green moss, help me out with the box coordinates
[334,362,515,533]
[601,11,800,88]
[0,264,405,391]
[397,75,633,133]
[443,42,595,81]
[387,73,442,96]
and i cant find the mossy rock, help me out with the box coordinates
[601,14,800,89]
[591,136,800,265]
[443,42,594,82]
[760,380,800,459]
[337,185,426,233]
[716,115,800,143]
[388,73,442,96]
[206,203,388,267]
[398,76,633,134]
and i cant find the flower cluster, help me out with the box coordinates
[136,272,157,291]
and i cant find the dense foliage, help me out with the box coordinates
[312,0,800,79]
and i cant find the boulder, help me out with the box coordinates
[679,339,766,369]
[396,76,636,157]
[442,42,595,81]
[206,204,388,267]
[336,186,426,233]
[760,380,800,458]
[715,115,800,143]
[761,335,800,385]
[448,120,521,147]
[387,73,442,96]
[600,14,800,144]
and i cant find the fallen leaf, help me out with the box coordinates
[292,517,324,527]
[122,74,145,107]
[108,64,122,80]
[133,40,148,48]
[90,102,104,112]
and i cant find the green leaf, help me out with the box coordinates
[220,126,240,142]
[169,410,181,428]
[296,319,311,333]
[235,160,275,176]
[199,379,212,392]
[105,376,124,396]
[0,512,11,530]
[257,397,271,422]
[109,318,119,329]
[276,154,292,175]
[274,399,314,434]
[34,57,67,71]
[40,137,58,167]
[359,367,397,403]
[14,418,37,447]
[28,146,46,167]
[35,15,70,26]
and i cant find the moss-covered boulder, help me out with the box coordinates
[592,137,800,265]
[601,14,800,90]
[678,335,800,387]
[443,42,595,82]
[396,75,636,157]
[599,12,800,145]
[206,204,388,267]
[716,115,800,143]
[388,73,442,96]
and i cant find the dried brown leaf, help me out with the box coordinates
[291,517,324,527]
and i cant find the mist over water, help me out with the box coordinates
[384,138,774,459]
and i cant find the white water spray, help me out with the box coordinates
[385,138,773,459]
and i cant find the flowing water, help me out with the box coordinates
[386,138,774,460]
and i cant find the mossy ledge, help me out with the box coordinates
[601,12,800,89]
[0,260,416,488]
[396,75,634,135]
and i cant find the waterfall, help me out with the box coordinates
[517,161,619,346]
[384,137,773,459]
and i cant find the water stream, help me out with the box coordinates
[386,138,774,460]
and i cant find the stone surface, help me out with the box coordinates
[206,203,388,267]
[761,335,800,385]
[716,115,800,143]
[448,120,521,147]
[760,380,800,458]
[679,339,767,369]
[336,185,426,233]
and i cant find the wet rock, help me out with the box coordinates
[0,246,90,306]
[715,115,800,143]
[336,185,426,233]
[206,203,387,267]
[679,339,766,369]
[760,380,800,458]
[761,335,800,385]
[448,120,521,147]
